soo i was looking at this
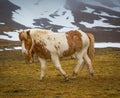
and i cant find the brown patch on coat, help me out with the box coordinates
[34,40,51,59]
[63,30,82,56]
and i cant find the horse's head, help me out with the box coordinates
[19,29,33,63]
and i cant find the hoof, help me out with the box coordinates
[65,77,69,82]
[25,62,30,64]
[72,72,77,79]
[39,79,43,82]
[31,60,34,63]
[64,75,69,82]
[71,75,77,79]
[90,72,94,76]
[39,77,44,82]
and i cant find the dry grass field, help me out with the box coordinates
[0,48,120,98]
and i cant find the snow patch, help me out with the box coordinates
[49,7,78,32]
[94,11,119,18]
[82,7,95,13]
[0,46,22,51]
[0,22,5,25]
[0,30,21,41]
[95,43,120,48]
[14,46,22,50]
[80,17,120,28]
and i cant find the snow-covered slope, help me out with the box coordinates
[9,0,78,32]
[0,0,120,45]
[10,0,66,27]
[77,0,120,12]
[8,0,120,30]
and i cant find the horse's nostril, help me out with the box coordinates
[22,48,28,55]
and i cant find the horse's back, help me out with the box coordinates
[30,29,92,59]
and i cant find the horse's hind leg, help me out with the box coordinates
[72,52,84,78]
[84,53,94,76]
[38,58,47,81]
[51,54,69,81]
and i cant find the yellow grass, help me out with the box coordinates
[0,48,120,98]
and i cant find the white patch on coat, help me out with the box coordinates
[29,29,69,57]
[78,30,90,49]
[46,33,69,56]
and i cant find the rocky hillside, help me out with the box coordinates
[0,0,120,42]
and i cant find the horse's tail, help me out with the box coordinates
[87,33,95,61]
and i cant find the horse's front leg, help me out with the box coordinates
[31,50,35,63]
[38,58,47,81]
[51,54,69,81]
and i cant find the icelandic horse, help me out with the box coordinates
[19,29,95,81]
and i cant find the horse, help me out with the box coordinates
[19,29,95,81]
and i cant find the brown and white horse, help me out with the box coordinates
[19,29,95,81]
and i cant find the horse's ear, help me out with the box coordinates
[26,30,30,37]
